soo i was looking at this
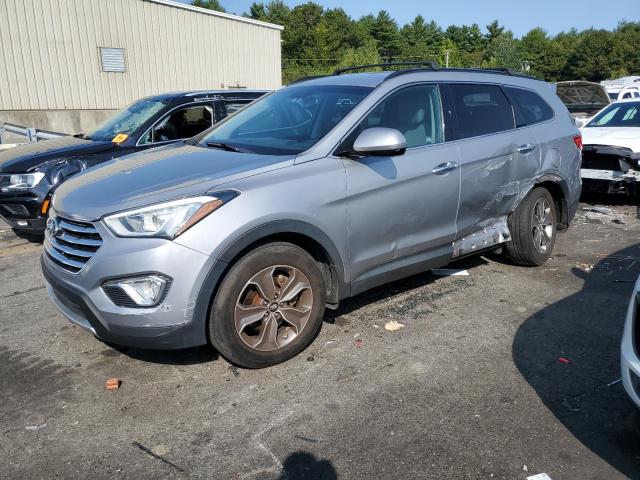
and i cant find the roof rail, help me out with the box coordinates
[333,61,439,76]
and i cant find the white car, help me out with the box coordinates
[580,98,640,195]
[607,86,640,101]
[621,275,640,409]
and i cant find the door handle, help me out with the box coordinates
[432,162,458,175]
[517,144,535,154]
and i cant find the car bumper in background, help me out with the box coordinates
[621,280,640,409]
[0,189,49,232]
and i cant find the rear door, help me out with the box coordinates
[449,83,518,238]
[342,83,461,292]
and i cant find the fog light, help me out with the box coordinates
[103,274,170,307]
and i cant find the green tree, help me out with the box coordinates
[191,0,225,12]
[445,24,484,66]
[367,11,402,60]
[563,29,620,81]
[399,15,443,62]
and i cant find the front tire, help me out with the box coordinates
[209,242,326,368]
[505,187,557,266]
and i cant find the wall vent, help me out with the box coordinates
[99,48,126,73]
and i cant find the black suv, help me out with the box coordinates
[0,90,267,233]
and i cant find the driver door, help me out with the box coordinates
[341,84,461,294]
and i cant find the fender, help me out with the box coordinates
[515,173,572,229]
[218,220,348,299]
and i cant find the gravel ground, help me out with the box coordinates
[1,197,640,480]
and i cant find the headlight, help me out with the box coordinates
[0,172,45,192]
[103,193,236,239]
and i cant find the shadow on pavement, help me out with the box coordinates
[513,243,640,477]
[278,451,338,480]
[112,344,219,365]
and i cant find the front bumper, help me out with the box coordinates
[621,281,640,409]
[581,168,640,195]
[0,188,49,232]
[41,220,221,350]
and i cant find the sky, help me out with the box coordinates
[182,0,635,37]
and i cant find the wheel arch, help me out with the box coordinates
[219,220,347,306]
[517,174,571,231]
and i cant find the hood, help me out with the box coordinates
[555,81,610,115]
[0,135,115,173]
[53,143,295,221]
[581,127,640,153]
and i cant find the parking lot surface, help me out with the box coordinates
[1,199,640,480]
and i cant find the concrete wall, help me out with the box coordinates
[0,0,283,132]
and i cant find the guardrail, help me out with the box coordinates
[0,121,66,143]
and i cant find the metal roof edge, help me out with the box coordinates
[143,0,284,31]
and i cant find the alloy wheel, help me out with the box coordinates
[531,197,554,254]
[234,265,314,352]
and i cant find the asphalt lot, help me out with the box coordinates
[1,197,640,480]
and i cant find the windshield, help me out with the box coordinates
[86,98,168,141]
[608,91,619,101]
[586,102,640,128]
[199,85,373,155]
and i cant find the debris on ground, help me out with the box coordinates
[607,378,622,387]
[580,205,630,226]
[432,268,470,276]
[584,206,612,215]
[527,474,553,480]
[132,441,184,472]
[25,424,47,431]
[105,378,121,391]
[558,357,571,364]
[576,263,593,272]
[354,339,363,348]
[228,366,240,377]
[384,320,406,331]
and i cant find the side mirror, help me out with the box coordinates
[352,127,407,156]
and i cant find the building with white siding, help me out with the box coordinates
[0,0,283,134]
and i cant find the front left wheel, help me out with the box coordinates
[209,242,326,368]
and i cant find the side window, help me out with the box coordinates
[222,100,251,117]
[140,104,213,145]
[353,84,444,149]
[505,87,554,127]
[450,84,514,139]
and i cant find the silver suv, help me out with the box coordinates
[42,63,582,368]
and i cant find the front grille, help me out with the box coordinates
[44,216,103,273]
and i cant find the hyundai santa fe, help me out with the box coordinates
[41,62,582,368]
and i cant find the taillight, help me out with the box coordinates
[573,135,583,150]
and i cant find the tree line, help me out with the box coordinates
[193,0,640,84]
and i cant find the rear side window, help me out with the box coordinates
[505,87,554,127]
[450,84,514,139]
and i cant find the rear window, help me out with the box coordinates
[505,87,554,127]
[450,84,515,139]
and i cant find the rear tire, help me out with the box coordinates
[209,242,326,368]
[505,187,557,266]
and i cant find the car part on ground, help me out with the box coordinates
[42,63,582,367]
[0,90,267,234]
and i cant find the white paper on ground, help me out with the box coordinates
[527,474,553,480]
[431,268,470,276]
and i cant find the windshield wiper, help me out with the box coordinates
[205,141,243,153]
